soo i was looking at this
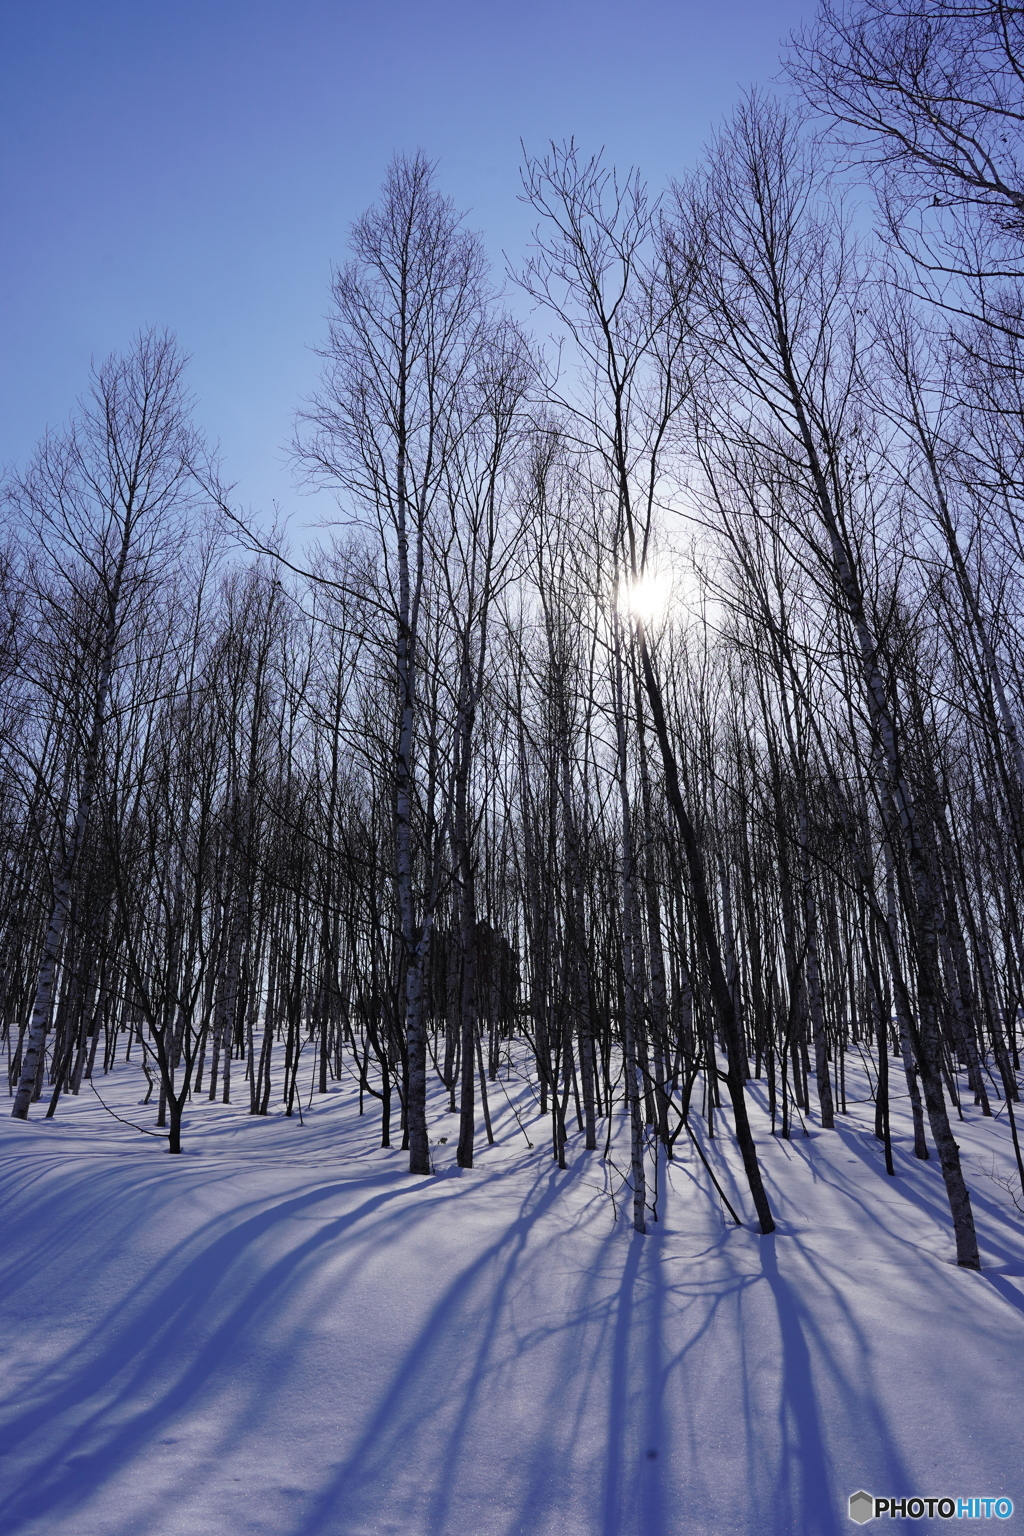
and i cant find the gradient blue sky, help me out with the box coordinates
[1,0,809,524]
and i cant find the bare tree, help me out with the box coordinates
[788,0,1024,336]
[298,154,495,1175]
[519,140,777,1234]
[7,331,219,1121]
[675,94,982,1265]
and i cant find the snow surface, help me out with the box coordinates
[1,1053,1023,1535]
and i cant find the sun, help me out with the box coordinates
[618,568,673,626]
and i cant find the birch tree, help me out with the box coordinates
[298,154,495,1175]
[8,331,218,1121]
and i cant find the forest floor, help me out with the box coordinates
[1,1050,1023,1535]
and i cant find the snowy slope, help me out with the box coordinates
[1,1057,1022,1535]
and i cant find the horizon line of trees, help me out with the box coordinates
[5,0,1024,1269]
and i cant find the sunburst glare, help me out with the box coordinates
[618,568,674,625]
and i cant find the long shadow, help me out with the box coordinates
[601,1229,644,1536]
[290,1158,581,1536]
[981,1272,1024,1320]
[641,1187,920,1534]
[6,1116,1012,1536]
[757,1235,849,1536]
[831,1126,1024,1271]
[0,1171,423,1533]
[296,1156,688,1536]
[492,1190,641,1536]
[1,1162,404,1410]
[641,1199,668,1536]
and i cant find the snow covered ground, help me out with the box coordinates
[1,1053,1022,1535]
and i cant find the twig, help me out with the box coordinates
[90,1078,168,1139]
[494,1069,534,1147]
[685,1121,742,1226]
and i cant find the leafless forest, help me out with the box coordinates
[7,0,1024,1275]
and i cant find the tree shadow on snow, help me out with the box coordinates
[2,1131,1006,1536]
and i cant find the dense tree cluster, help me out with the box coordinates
[6,1,1024,1270]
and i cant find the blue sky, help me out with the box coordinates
[1,0,809,525]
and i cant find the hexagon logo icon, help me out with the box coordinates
[848,1491,874,1524]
